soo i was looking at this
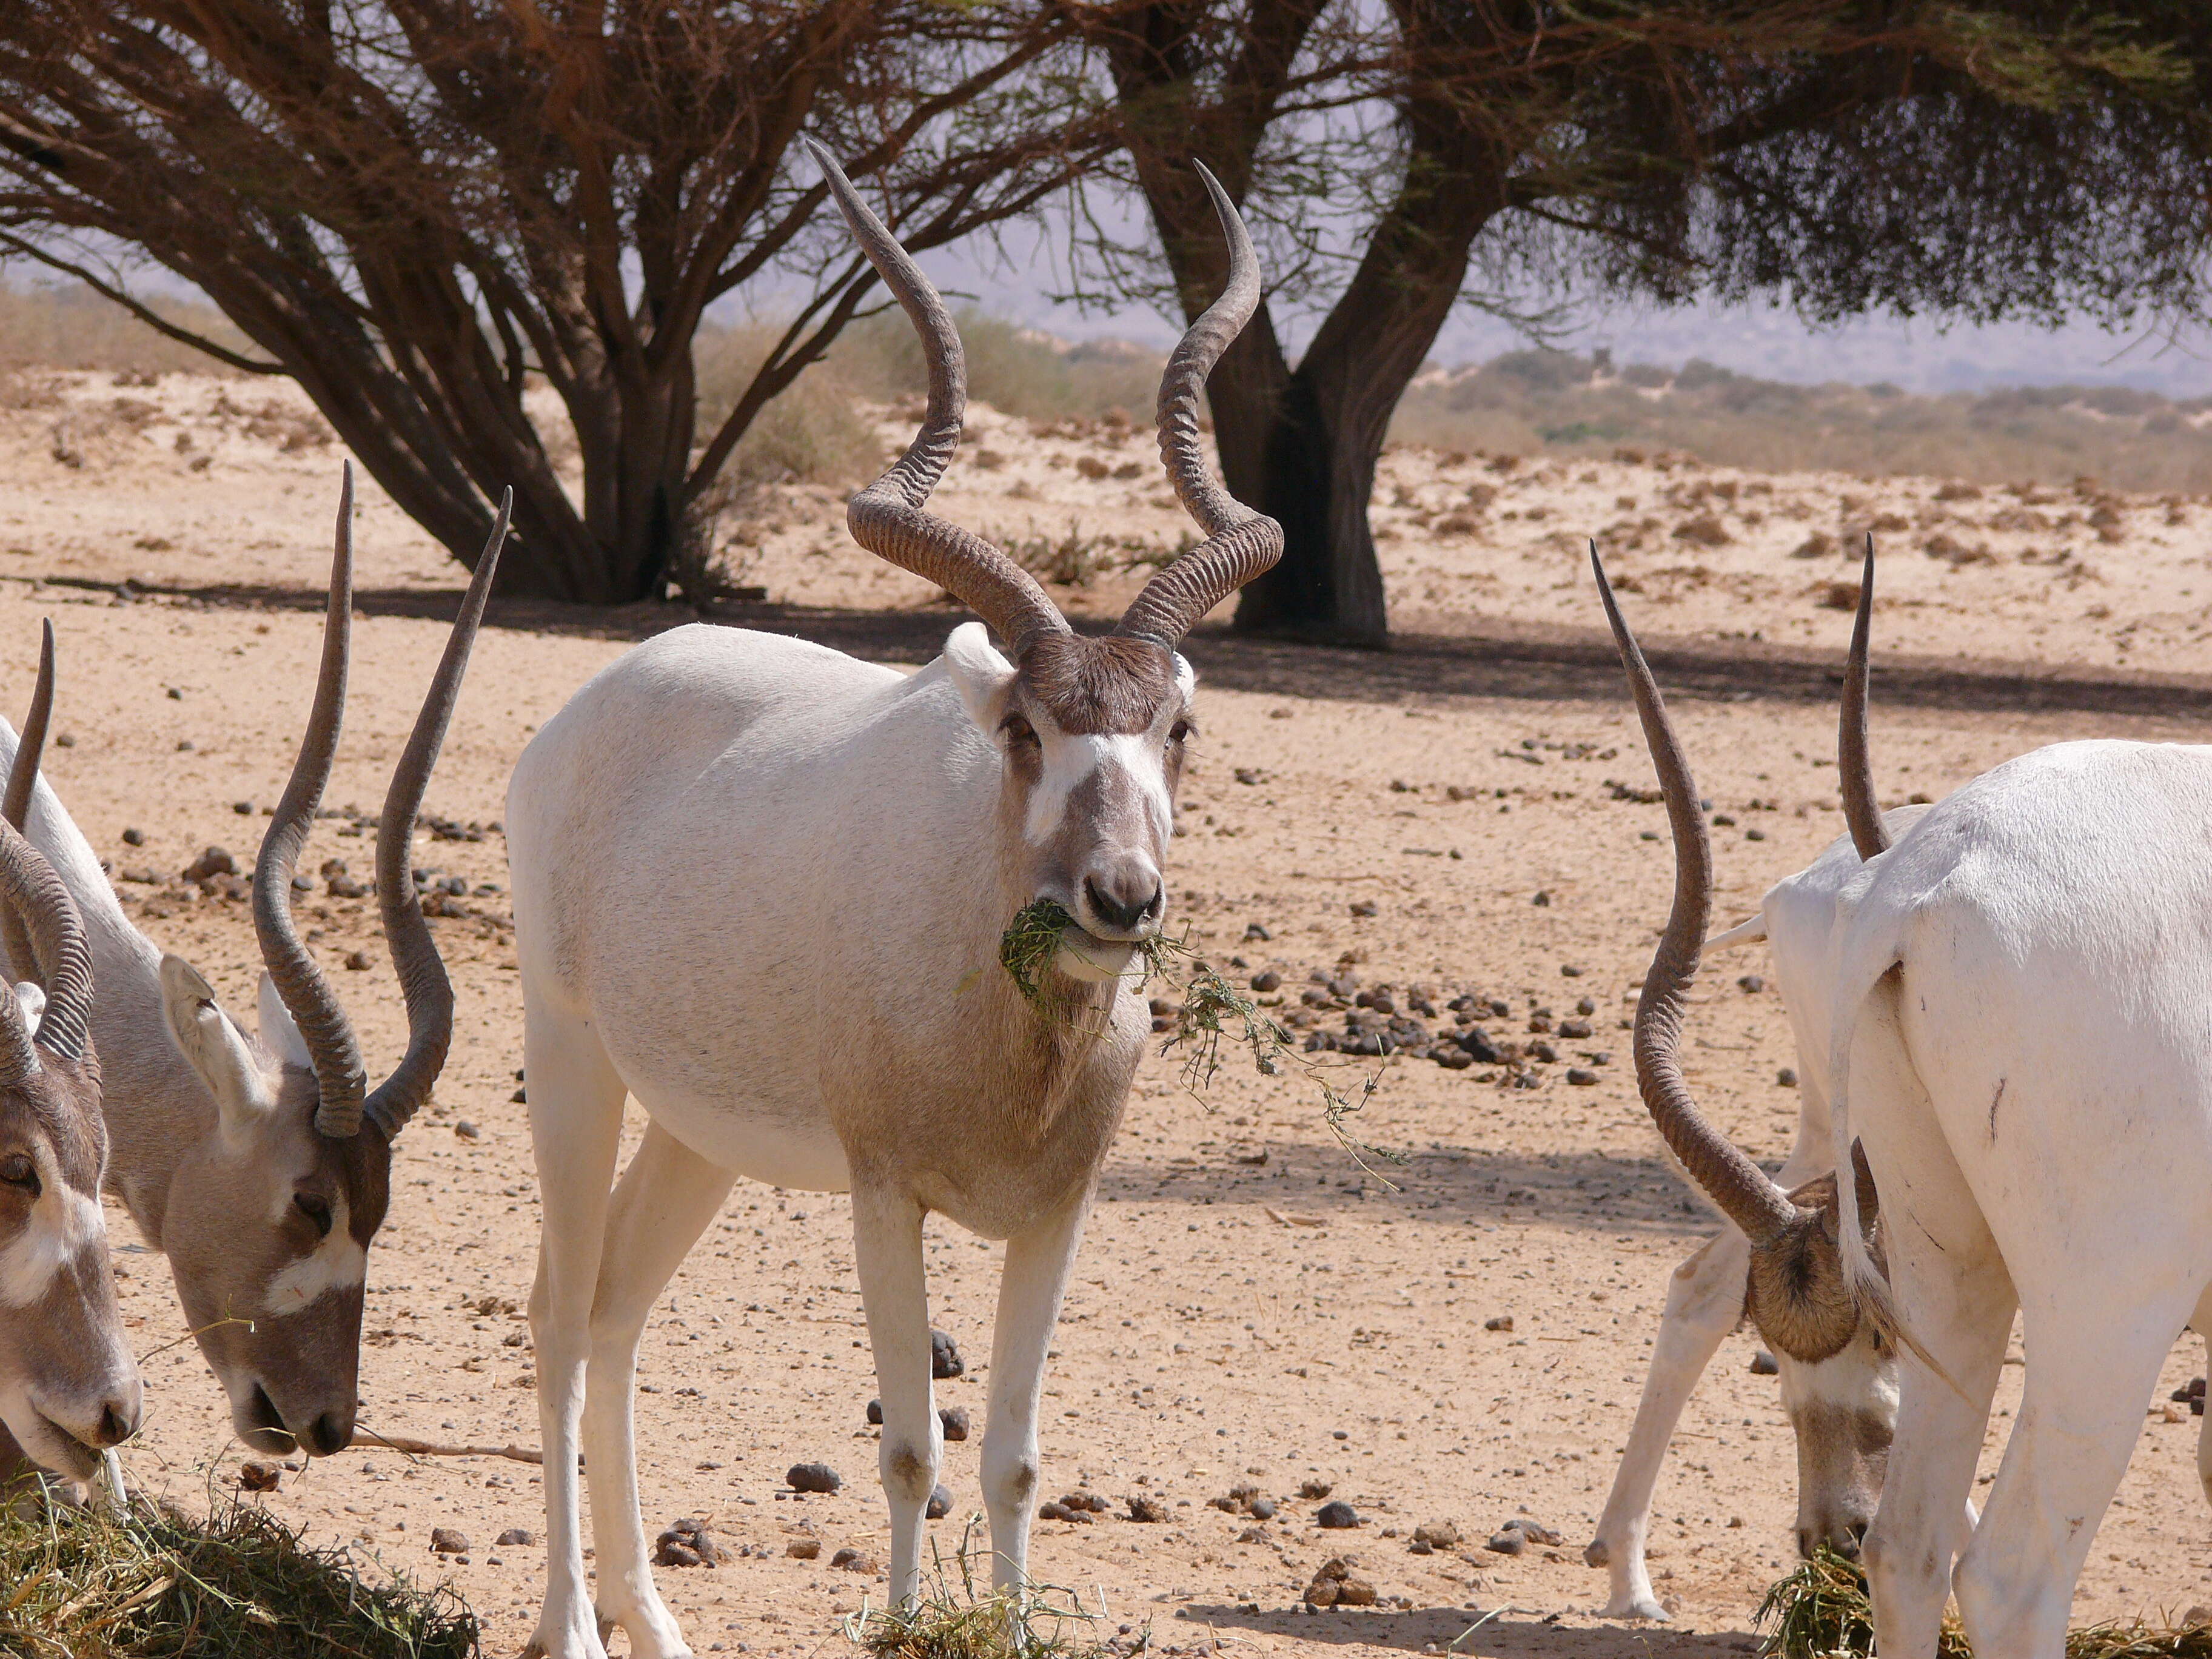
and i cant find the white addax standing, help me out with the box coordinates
[505,142,1282,1658]
[1596,543,2212,1656]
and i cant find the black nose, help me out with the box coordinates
[1085,876,1161,933]
[306,1412,352,1458]
[95,1401,134,1448]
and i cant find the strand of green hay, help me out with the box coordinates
[1757,1547,2212,1658]
[0,1489,475,1659]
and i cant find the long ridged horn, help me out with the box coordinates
[1117,163,1284,646]
[1591,543,1799,1247]
[256,466,369,1133]
[805,138,1068,657]
[1839,534,1889,859]
[0,618,54,988]
[360,493,509,1140]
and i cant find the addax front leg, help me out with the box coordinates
[852,1182,940,1607]
[1587,1229,1750,1619]
[982,1194,1088,1592]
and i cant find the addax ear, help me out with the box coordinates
[160,955,269,1133]
[941,622,1017,734]
[255,970,312,1071]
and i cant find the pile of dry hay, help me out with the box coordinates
[0,1492,475,1658]
[1758,1549,2212,1658]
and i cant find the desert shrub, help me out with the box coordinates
[0,278,253,375]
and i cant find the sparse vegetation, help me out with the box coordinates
[840,1520,1101,1659]
[0,280,253,377]
[1394,347,2212,494]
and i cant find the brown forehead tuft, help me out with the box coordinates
[1017,633,1181,736]
[1,1064,106,1193]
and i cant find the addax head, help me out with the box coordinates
[117,467,507,1458]
[808,142,1281,976]
[0,756,139,1483]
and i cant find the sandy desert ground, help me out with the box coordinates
[5,369,2212,1654]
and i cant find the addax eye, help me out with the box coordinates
[1000,714,1040,749]
[1168,719,1193,745]
[294,1193,333,1239]
[0,1155,38,1197]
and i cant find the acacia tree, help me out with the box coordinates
[0,2,1115,602]
[1088,2,2211,646]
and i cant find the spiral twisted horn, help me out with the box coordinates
[1839,534,1889,860]
[805,138,1068,657]
[1118,163,1283,646]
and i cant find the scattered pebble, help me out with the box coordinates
[1413,1520,1460,1549]
[1303,1557,1376,1607]
[927,1485,953,1520]
[652,1518,719,1567]
[939,1406,970,1441]
[344,949,373,971]
[181,845,234,882]
[931,1329,964,1379]
[1315,1500,1358,1529]
[1485,1529,1525,1556]
[1298,1479,1332,1500]
[786,1462,841,1494]
[1484,1315,1513,1333]
[232,800,253,816]
[496,1529,534,1547]
[121,826,144,846]
[830,1547,879,1573]
[453,1121,480,1141]
[786,1538,820,1560]
[1126,1495,1167,1523]
[1778,1067,1799,1087]
[429,1527,470,1556]
[1751,1351,1780,1376]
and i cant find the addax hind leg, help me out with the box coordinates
[980,1193,1088,1592]
[582,1124,735,1659]
[1587,1227,1751,1619]
[521,991,629,1659]
[1952,1283,2198,1659]
[852,1181,942,1607]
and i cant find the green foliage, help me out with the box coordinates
[0,1492,476,1658]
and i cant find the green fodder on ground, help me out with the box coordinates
[0,280,255,378]
[1757,1548,2212,1657]
[1393,348,2212,495]
[0,1493,476,1658]
[843,1521,1103,1659]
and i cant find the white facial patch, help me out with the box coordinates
[1024,734,1174,847]
[262,1193,365,1317]
[0,1168,104,1309]
[1779,1332,1899,1418]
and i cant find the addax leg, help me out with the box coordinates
[1587,1228,1749,1619]
[1952,1285,2196,1659]
[851,1181,940,1607]
[981,1193,1088,1592]
[2189,1287,2212,1510]
[521,993,630,1659]
[583,1125,735,1659]
[1860,1216,2014,1659]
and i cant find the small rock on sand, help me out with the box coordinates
[652,1517,719,1567]
[931,1329,964,1379]
[831,1547,879,1573]
[1316,1500,1359,1529]
[237,1461,280,1492]
[786,1538,820,1560]
[496,1528,534,1547]
[927,1485,953,1520]
[786,1462,841,1494]
[1126,1494,1167,1523]
[430,1527,470,1555]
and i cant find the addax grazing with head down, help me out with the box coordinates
[0,468,503,1460]
[1586,544,1918,1618]
[1595,542,2212,1656]
[504,144,1279,1658]
[0,758,138,1489]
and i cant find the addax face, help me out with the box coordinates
[944,625,1193,960]
[1778,1319,1897,1560]
[159,957,390,1457]
[0,1005,140,1481]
